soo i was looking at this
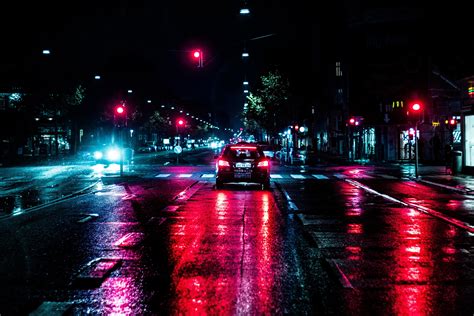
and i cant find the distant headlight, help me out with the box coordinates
[106,148,121,161]
[94,151,103,160]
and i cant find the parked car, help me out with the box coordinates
[215,142,270,190]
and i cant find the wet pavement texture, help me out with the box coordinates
[281,177,474,315]
[1,158,474,315]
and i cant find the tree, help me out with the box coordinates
[242,70,290,141]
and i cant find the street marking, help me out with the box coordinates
[114,232,145,248]
[164,162,170,166]
[155,174,171,178]
[334,174,346,179]
[178,174,193,178]
[325,259,354,289]
[201,174,215,178]
[77,213,99,223]
[290,174,305,179]
[312,174,329,179]
[417,178,468,194]
[30,301,73,315]
[173,181,204,202]
[379,174,398,179]
[163,205,180,212]
[74,258,122,287]
[279,186,299,211]
[270,174,283,178]
[346,179,474,233]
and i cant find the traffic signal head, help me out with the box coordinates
[449,118,456,125]
[191,49,203,68]
[348,117,361,126]
[115,105,125,115]
[177,119,184,126]
[113,104,127,127]
[411,103,421,111]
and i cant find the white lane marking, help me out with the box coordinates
[334,174,346,179]
[417,178,468,193]
[77,213,99,223]
[201,174,215,178]
[156,174,171,178]
[178,174,193,178]
[326,259,354,289]
[290,174,305,179]
[379,174,398,179]
[114,232,145,247]
[313,174,329,179]
[270,174,283,178]
[164,162,170,166]
[346,179,474,233]
[280,186,299,211]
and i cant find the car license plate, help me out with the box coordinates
[235,162,251,168]
[235,172,251,179]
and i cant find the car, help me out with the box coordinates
[93,144,134,165]
[215,142,271,190]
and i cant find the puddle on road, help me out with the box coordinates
[0,190,42,215]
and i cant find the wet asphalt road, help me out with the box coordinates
[0,150,473,315]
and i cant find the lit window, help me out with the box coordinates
[336,61,343,77]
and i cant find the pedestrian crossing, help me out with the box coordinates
[154,173,400,180]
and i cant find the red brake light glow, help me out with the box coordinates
[230,146,257,150]
[257,160,269,167]
[218,159,230,167]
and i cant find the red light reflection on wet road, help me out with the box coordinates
[334,180,468,315]
[168,188,282,314]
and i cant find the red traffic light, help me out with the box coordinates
[411,103,421,111]
[193,51,200,58]
[449,119,456,125]
[349,118,356,125]
[115,105,125,115]
[177,119,184,126]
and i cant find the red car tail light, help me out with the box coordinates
[257,160,269,167]
[218,159,230,167]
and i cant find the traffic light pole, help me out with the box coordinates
[120,127,124,177]
[414,122,418,178]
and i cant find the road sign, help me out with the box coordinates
[174,145,183,154]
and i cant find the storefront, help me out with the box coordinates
[464,115,474,167]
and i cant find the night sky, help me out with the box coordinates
[1,0,311,129]
[1,1,473,129]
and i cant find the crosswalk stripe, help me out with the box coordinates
[270,174,282,178]
[312,174,329,179]
[178,174,193,178]
[156,174,171,178]
[379,174,398,179]
[334,174,346,179]
[201,174,215,178]
[290,174,306,179]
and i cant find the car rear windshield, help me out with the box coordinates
[223,147,262,159]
